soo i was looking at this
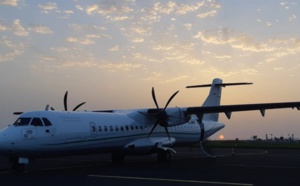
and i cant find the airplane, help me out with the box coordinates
[0,78,300,171]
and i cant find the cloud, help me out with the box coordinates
[273,67,283,71]
[106,15,130,22]
[201,67,239,77]
[85,1,134,15]
[183,23,192,30]
[213,55,232,60]
[193,30,279,52]
[0,0,18,6]
[0,50,23,62]
[99,62,142,71]
[241,68,259,76]
[152,44,174,51]
[28,25,53,34]
[131,38,144,43]
[68,23,106,31]
[143,72,162,81]
[12,19,29,37]
[38,2,57,10]
[152,1,207,15]
[65,37,95,45]
[57,61,98,69]
[86,4,98,15]
[153,1,176,14]
[0,37,25,62]
[175,2,205,15]
[158,75,189,83]
[197,10,218,18]
[181,59,205,65]
[0,23,8,31]
[109,45,119,52]
[289,14,296,21]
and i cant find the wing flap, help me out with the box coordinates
[186,102,300,118]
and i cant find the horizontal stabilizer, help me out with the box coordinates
[186,82,252,88]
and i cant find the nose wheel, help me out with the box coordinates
[10,157,28,172]
[10,158,25,172]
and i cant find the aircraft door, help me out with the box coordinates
[90,122,97,137]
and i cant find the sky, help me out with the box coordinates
[0,0,300,140]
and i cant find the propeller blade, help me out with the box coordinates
[163,90,179,111]
[13,112,23,115]
[164,126,171,140]
[73,102,86,111]
[151,87,160,110]
[148,120,160,137]
[148,88,179,139]
[64,91,68,111]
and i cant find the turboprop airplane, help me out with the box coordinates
[0,78,300,171]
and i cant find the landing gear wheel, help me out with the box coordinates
[157,151,171,162]
[111,152,125,164]
[11,163,25,172]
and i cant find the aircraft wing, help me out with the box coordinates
[186,102,300,119]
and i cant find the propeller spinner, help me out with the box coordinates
[148,87,179,139]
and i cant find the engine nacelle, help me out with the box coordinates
[164,107,187,126]
[127,108,187,126]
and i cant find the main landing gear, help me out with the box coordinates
[10,157,29,172]
[111,149,173,164]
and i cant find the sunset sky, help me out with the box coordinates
[1,0,300,140]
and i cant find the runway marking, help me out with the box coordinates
[0,171,11,175]
[88,175,253,186]
[221,163,295,169]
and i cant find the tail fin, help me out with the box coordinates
[202,78,223,121]
[186,78,252,122]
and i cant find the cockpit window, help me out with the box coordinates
[13,118,32,126]
[31,118,44,127]
[42,118,52,126]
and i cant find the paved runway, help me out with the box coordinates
[1,147,300,186]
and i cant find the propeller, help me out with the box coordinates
[148,87,179,140]
[50,91,86,111]
[63,91,86,111]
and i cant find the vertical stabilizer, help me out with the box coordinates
[202,78,222,121]
[186,78,252,122]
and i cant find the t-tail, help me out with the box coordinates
[186,78,252,122]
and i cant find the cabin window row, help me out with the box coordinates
[97,125,147,132]
[95,124,196,133]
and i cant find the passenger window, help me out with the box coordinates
[110,126,113,131]
[31,118,44,127]
[42,118,52,126]
[98,126,102,132]
[121,126,124,131]
[13,117,32,126]
[115,126,119,131]
[104,126,108,132]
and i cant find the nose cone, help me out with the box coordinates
[203,122,225,140]
[0,127,14,155]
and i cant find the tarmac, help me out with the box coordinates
[1,147,300,186]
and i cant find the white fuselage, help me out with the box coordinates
[0,110,224,158]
